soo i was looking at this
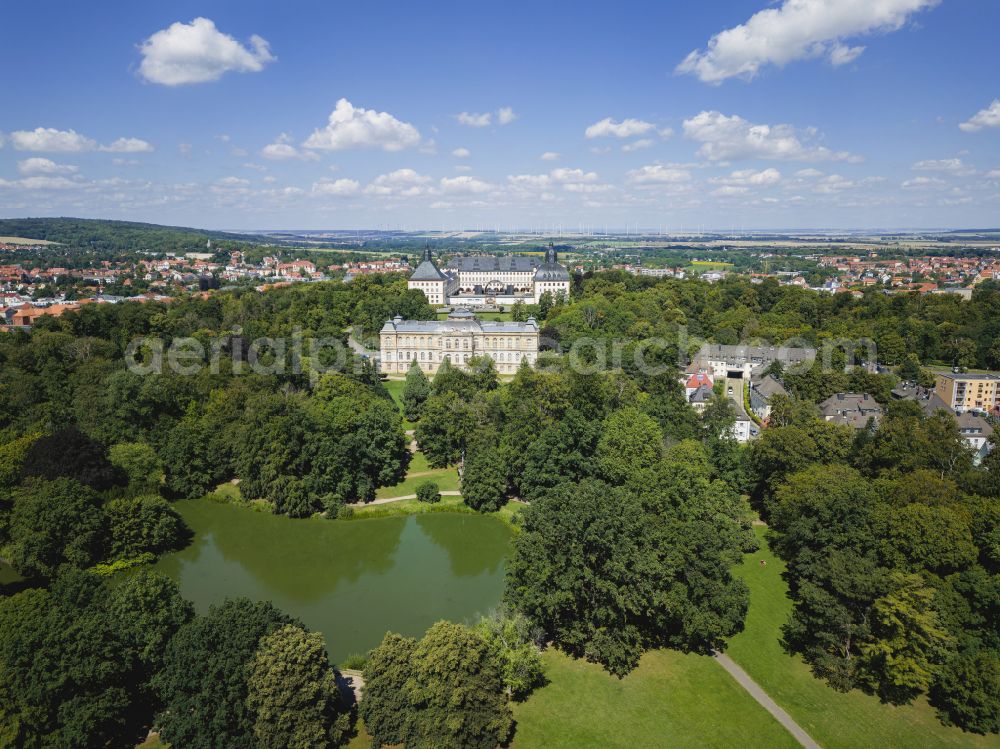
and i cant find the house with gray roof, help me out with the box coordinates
[690,343,816,381]
[818,392,884,429]
[955,412,994,464]
[749,374,788,421]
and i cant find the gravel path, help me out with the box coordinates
[713,651,822,749]
[349,490,463,507]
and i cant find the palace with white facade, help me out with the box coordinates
[379,308,540,375]
[408,246,570,308]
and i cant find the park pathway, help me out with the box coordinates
[345,327,377,359]
[713,651,822,749]
[349,490,463,507]
[339,668,365,702]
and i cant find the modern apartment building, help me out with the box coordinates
[933,371,1000,414]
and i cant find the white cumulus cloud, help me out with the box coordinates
[304,99,421,152]
[813,174,882,193]
[456,112,493,127]
[712,185,750,197]
[959,100,1000,132]
[452,147,471,158]
[627,165,693,184]
[15,176,84,190]
[10,127,97,152]
[100,137,154,153]
[902,176,946,189]
[138,17,275,86]
[440,176,493,194]
[17,158,79,176]
[497,107,517,125]
[712,168,782,186]
[540,151,560,161]
[261,133,318,160]
[456,107,517,127]
[365,168,432,196]
[585,117,656,139]
[550,168,599,183]
[683,111,857,162]
[312,178,360,196]
[622,138,655,152]
[911,158,974,175]
[676,0,939,84]
[215,176,250,187]
[11,127,153,153]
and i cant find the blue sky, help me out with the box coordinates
[1,0,998,230]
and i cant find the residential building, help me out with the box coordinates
[818,392,884,429]
[379,308,539,376]
[688,383,714,413]
[749,374,788,421]
[934,371,1000,414]
[683,371,713,398]
[724,376,759,442]
[690,343,816,381]
[955,412,994,464]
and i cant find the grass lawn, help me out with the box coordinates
[348,494,525,529]
[373,465,460,499]
[351,494,468,519]
[209,481,242,501]
[344,728,372,749]
[0,236,57,244]
[381,379,415,429]
[728,527,999,749]
[511,649,799,749]
[688,260,735,270]
[405,450,433,473]
[435,311,515,321]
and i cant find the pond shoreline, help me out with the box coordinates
[152,499,514,662]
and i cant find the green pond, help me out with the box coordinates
[152,500,513,662]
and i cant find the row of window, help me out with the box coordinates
[388,336,533,350]
[388,350,534,363]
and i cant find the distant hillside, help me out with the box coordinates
[0,217,265,253]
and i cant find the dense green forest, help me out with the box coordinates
[0,269,997,745]
[0,217,265,253]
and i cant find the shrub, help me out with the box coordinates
[104,495,191,559]
[416,481,440,504]
[340,652,369,670]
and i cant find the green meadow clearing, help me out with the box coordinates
[727,528,999,749]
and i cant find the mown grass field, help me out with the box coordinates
[343,648,797,749]
[381,378,415,429]
[372,465,460,499]
[511,649,798,748]
[688,260,735,270]
[0,236,57,244]
[435,310,514,321]
[348,494,525,527]
[727,527,999,749]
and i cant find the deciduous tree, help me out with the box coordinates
[246,625,351,749]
